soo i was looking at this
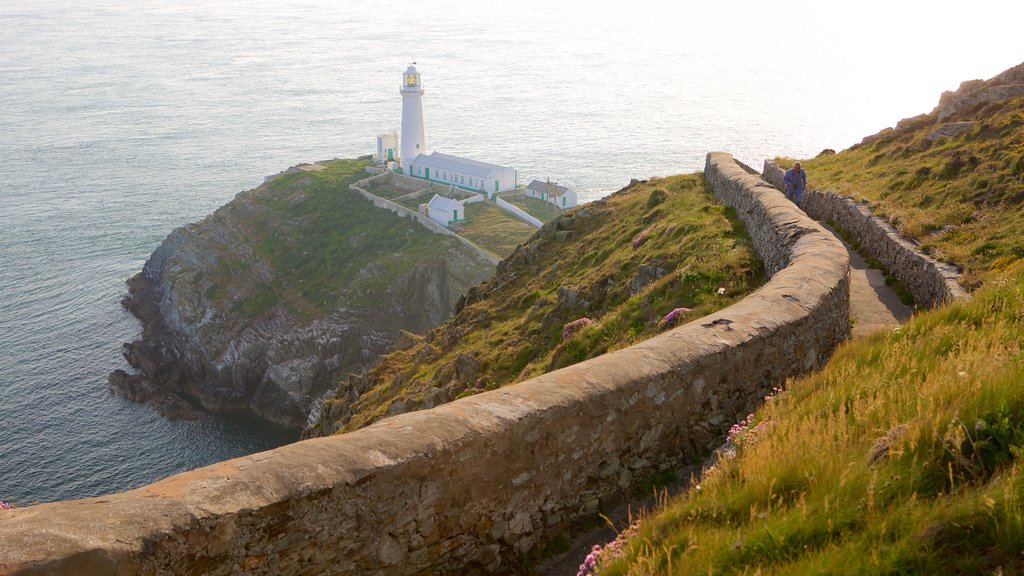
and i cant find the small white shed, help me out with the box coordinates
[426,194,464,227]
[375,132,399,164]
[526,179,577,209]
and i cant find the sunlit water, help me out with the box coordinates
[1,0,1020,504]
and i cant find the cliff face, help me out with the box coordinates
[112,160,494,427]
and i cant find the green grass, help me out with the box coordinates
[499,193,563,223]
[779,95,1024,290]
[329,174,766,432]
[596,262,1024,575]
[452,201,539,258]
[200,160,467,320]
[363,178,422,200]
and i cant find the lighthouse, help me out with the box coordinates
[400,64,426,168]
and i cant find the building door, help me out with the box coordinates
[495,181,499,193]
[453,209,458,221]
[388,149,394,160]
[562,196,566,206]
[425,168,430,180]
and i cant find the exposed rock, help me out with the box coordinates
[453,353,481,384]
[420,387,448,409]
[925,121,978,142]
[629,265,667,295]
[556,286,587,310]
[934,61,1024,121]
[894,113,934,133]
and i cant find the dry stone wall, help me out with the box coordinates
[763,161,968,307]
[0,153,849,576]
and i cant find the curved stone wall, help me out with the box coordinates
[763,160,969,307]
[0,153,850,576]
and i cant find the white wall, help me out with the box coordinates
[495,197,542,228]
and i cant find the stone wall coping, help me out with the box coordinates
[0,152,849,575]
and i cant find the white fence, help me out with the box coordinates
[495,197,543,228]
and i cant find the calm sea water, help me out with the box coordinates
[2,0,1021,504]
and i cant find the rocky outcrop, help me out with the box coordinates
[855,61,1024,147]
[112,168,494,428]
[934,61,1024,121]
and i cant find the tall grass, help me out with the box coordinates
[598,263,1024,575]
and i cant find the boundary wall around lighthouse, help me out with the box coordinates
[762,160,969,307]
[0,152,850,576]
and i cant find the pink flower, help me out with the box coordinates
[562,317,593,340]
[662,307,693,327]
[632,228,651,250]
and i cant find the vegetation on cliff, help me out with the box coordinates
[598,65,1024,575]
[207,160,472,320]
[311,174,766,435]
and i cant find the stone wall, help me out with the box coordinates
[763,161,968,307]
[0,152,850,576]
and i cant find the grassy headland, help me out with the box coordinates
[318,174,766,433]
[198,160,470,321]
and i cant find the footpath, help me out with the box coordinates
[824,223,913,337]
[539,194,914,576]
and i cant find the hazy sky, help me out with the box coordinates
[420,0,1023,129]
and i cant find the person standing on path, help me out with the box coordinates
[783,161,807,207]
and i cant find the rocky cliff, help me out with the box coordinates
[111,160,495,428]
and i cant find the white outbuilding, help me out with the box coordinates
[426,194,465,227]
[525,179,577,209]
[375,132,398,164]
[408,151,517,197]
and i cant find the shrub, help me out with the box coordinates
[646,188,668,209]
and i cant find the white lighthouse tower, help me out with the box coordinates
[400,64,426,168]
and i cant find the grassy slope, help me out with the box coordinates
[601,90,1024,575]
[781,96,1024,290]
[599,263,1024,575]
[201,160,465,321]
[452,201,540,258]
[328,174,765,433]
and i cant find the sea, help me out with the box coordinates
[2,0,1021,504]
